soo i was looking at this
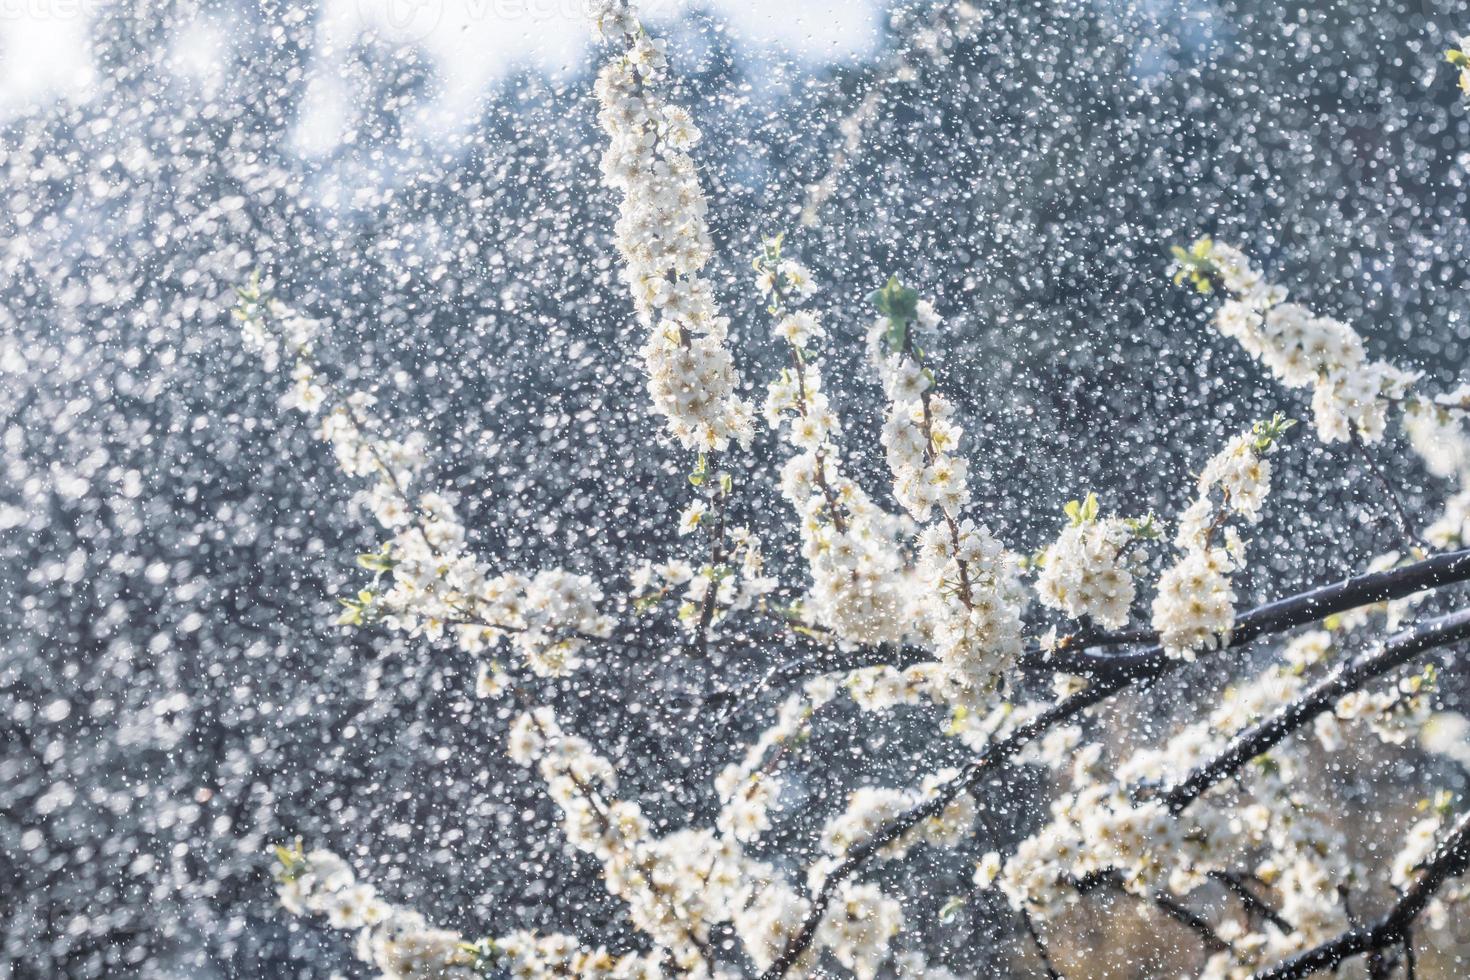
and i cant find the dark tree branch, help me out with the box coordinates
[735,548,1470,732]
[1251,810,1470,980]
[1023,547,1470,678]
[755,683,1125,980]
[1018,907,1064,980]
[1210,870,1293,934]
[1152,891,1232,954]
[707,635,933,734]
[758,553,1470,979]
[1161,608,1470,813]
[1075,869,1230,954]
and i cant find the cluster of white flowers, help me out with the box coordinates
[1391,796,1470,925]
[1406,388,1470,550]
[509,704,929,979]
[1175,239,1419,444]
[1035,494,1151,630]
[715,659,1044,877]
[993,758,1215,917]
[328,402,613,679]
[779,451,926,646]
[814,883,905,980]
[509,707,731,974]
[988,599,1462,980]
[842,663,944,712]
[867,280,1027,701]
[817,771,975,871]
[759,238,920,646]
[629,523,777,635]
[234,286,327,415]
[590,2,754,453]
[1325,663,1438,749]
[1395,811,1449,889]
[1382,801,1470,947]
[1196,756,1365,978]
[235,279,321,375]
[1186,239,1470,566]
[270,844,661,979]
[1176,427,1278,549]
[869,301,967,523]
[914,519,1028,701]
[990,718,1361,979]
[1122,621,1439,791]
[1151,554,1237,662]
[1426,488,1470,549]
[1405,386,1470,482]
[239,292,612,688]
[1152,421,1287,659]
[273,845,481,980]
[272,846,390,935]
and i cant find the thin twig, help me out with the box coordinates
[1160,608,1470,813]
[1209,870,1293,933]
[693,467,729,656]
[1350,428,1429,556]
[1018,907,1064,980]
[1251,810,1470,979]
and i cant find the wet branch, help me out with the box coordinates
[1210,870,1293,934]
[1024,547,1470,679]
[1161,608,1470,814]
[1251,810,1470,980]
[1075,869,1230,955]
[1018,907,1064,980]
[758,551,1470,978]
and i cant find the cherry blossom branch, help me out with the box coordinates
[757,682,1124,979]
[740,548,1470,710]
[761,552,1470,978]
[1074,870,1230,954]
[706,631,933,731]
[1161,607,1470,813]
[1209,869,1293,933]
[790,348,850,537]
[897,315,974,609]
[1024,546,1470,678]
[1251,810,1470,980]
[764,255,849,535]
